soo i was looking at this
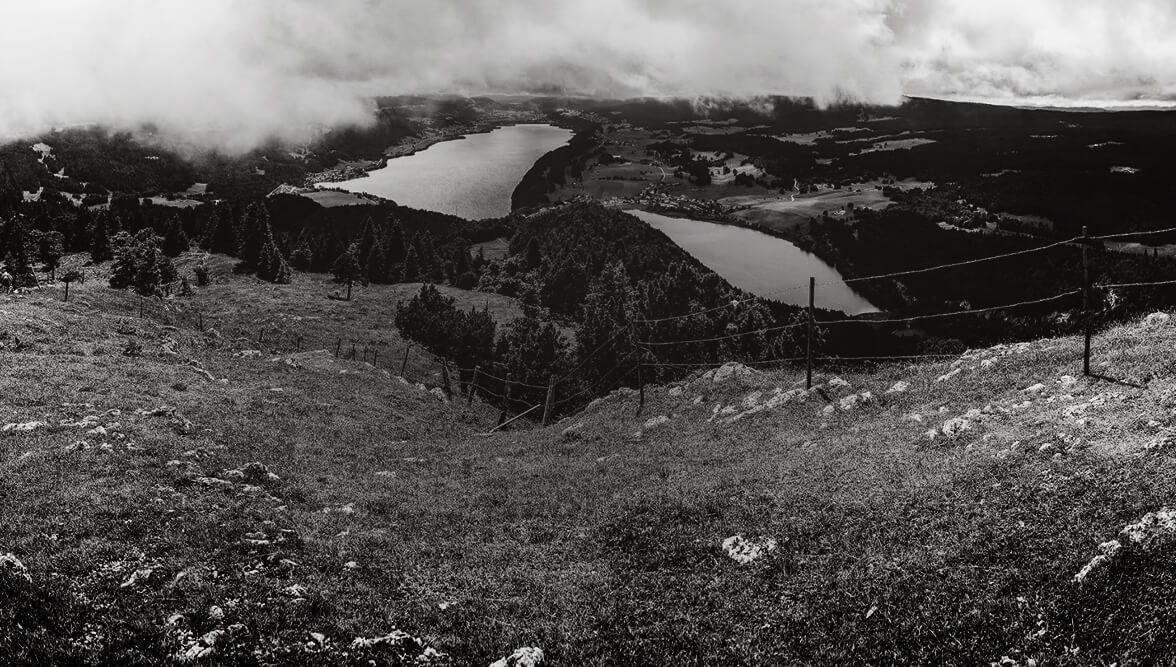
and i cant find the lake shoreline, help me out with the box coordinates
[626,208,878,314]
[329,123,575,220]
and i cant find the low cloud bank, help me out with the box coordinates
[1,0,1172,149]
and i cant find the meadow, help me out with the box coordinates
[5,252,1176,664]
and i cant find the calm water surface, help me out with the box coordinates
[627,210,877,314]
[330,124,573,220]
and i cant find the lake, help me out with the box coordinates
[627,210,877,314]
[329,123,573,220]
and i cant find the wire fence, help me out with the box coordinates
[630,224,1176,409]
[101,223,1176,428]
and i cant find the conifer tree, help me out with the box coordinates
[365,242,387,284]
[289,236,313,271]
[257,231,292,284]
[89,214,113,263]
[526,237,542,270]
[109,229,173,296]
[203,204,238,255]
[37,230,64,281]
[161,215,189,257]
[3,219,36,288]
[357,216,379,267]
[576,262,637,388]
[384,214,406,264]
[237,202,269,265]
[402,244,421,283]
[331,243,364,300]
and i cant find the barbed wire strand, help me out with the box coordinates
[639,321,807,348]
[1097,278,1176,290]
[842,237,1082,285]
[1090,225,1176,241]
[818,290,1081,326]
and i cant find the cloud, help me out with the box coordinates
[890,0,1176,103]
[1,1,1173,150]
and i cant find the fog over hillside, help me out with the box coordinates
[3,0,1176,148]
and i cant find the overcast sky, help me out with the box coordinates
[2,0,1174,148]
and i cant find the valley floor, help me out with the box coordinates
[5,255,1176,665]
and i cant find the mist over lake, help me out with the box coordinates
[330,123,572,220]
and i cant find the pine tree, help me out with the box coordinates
[37,230,64,281]
[576,262,637,389]
[237,202,269,265]
[161,215,189,257]
[357,216,379,267]
[394,284,458,358]
[89,214,113,263]
[402,244,421,283]
[67,208,92,252]
[204,204,238,255]
[289,236,313,271]
[526,237,542,270]
[384,214,406,264]
[331,243,364,300]
[109,229,171,296]
[257,232,292,284]
[3,219,36,288]
[365,242,387,284]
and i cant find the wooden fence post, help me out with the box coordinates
[542,375,556,426]
[400,344,412,376]
[139,295,144,318]
[636,357,645,416]
[468,366,480,406]
[296,335,302,352]
[806,277,815,390]
[372,349,379,367]
[441,359,453,400]
[350,343,356,360]
[258,328,264,347]
[335,338,342,357]
[1082,226,1091,376]
[497,372,513,426]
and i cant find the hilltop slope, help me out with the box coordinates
[4,264,1176,665]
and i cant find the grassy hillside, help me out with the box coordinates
[5,259,1176,664]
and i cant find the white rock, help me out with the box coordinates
[2,421,46,432]
[489,646,545,667]
[120,568,153,588]
[643,415,670,430]
[0,553,31,582]
[721,535,777,564]
[936,369,962,383]
[1145,312,1171,327]
[1022,383,1046,394]
[668,386,684,397]
[713,362,756,383]
[941,417,972,437]
[827,377,850,389]
[885,381,910,394]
